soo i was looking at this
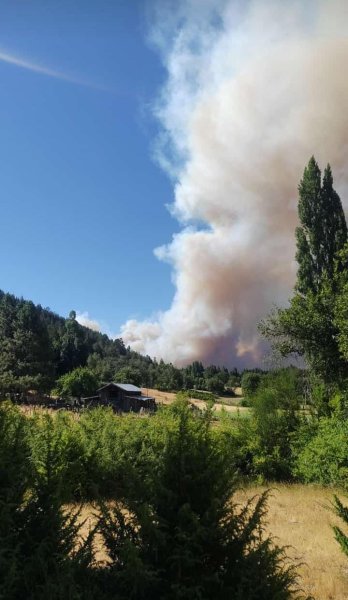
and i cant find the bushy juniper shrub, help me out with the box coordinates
[97,399,305,600]
[0,403,97,599]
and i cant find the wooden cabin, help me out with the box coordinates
[97,383,156,413]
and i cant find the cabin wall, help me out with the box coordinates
[98,386,155,413]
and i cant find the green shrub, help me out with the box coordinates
[215,409,255,477]
[0,403,96,599]
[187,389,216,402]
[0,400,308,598]
[0,402,30,597]
[78,407,159,500]
[294,417,348,487]
[28,410,86,502]
[248,370,302,482]
[98,398,303,600]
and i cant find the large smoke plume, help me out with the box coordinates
[120,0,348,368]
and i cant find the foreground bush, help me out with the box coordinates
[0,402,29,597]
[294,417,348,487]
[0,403,96,599]
[0,400,308,599]
[98,400,305,599]
[52,366,99,399]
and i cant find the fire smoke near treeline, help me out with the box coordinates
[119,0,348,368]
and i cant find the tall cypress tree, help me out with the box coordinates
[260,157,348,389]
[321,164,348,278]
[295,157,347,294]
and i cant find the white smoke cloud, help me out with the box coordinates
[76,312,102,332]
[120,0,348,367]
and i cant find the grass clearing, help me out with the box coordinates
[142,387,250,416]
[75,484,348,599]
[235,484,348,600]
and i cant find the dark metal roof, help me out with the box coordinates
[114,383,142,392]
[97,382,142,393]
[124,395,155,402]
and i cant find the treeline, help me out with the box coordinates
[0,291,241,395]
[0,398,306,600]
[0,295,126,393]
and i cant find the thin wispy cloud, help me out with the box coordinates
[0,49,108,91]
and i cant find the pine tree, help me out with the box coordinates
[59,311,88,374]
[98,399,304,599]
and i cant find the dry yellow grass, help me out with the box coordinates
[142,387,249,415]
[234,484,348,600]
[76,485,348,599]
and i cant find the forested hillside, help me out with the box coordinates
[0,291,241,394]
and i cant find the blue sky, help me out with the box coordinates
[0,0,177,332]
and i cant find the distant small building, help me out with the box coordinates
[97,383,156,413]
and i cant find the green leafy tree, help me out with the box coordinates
[241,371,265,398]
[59,311,88,374]
[152,360,183,391]
[205,374,224,395]
[54,367,99,399]
[115,365,142,387]
[293,416,348,487]
[260,157,348,386]
[331,246,348,363]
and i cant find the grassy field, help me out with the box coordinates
[78,484,348,598]
[235,484,348,600]
[142,387,250,415]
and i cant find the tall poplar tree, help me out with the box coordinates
[295,157,347,294]
[260,157,348,388]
